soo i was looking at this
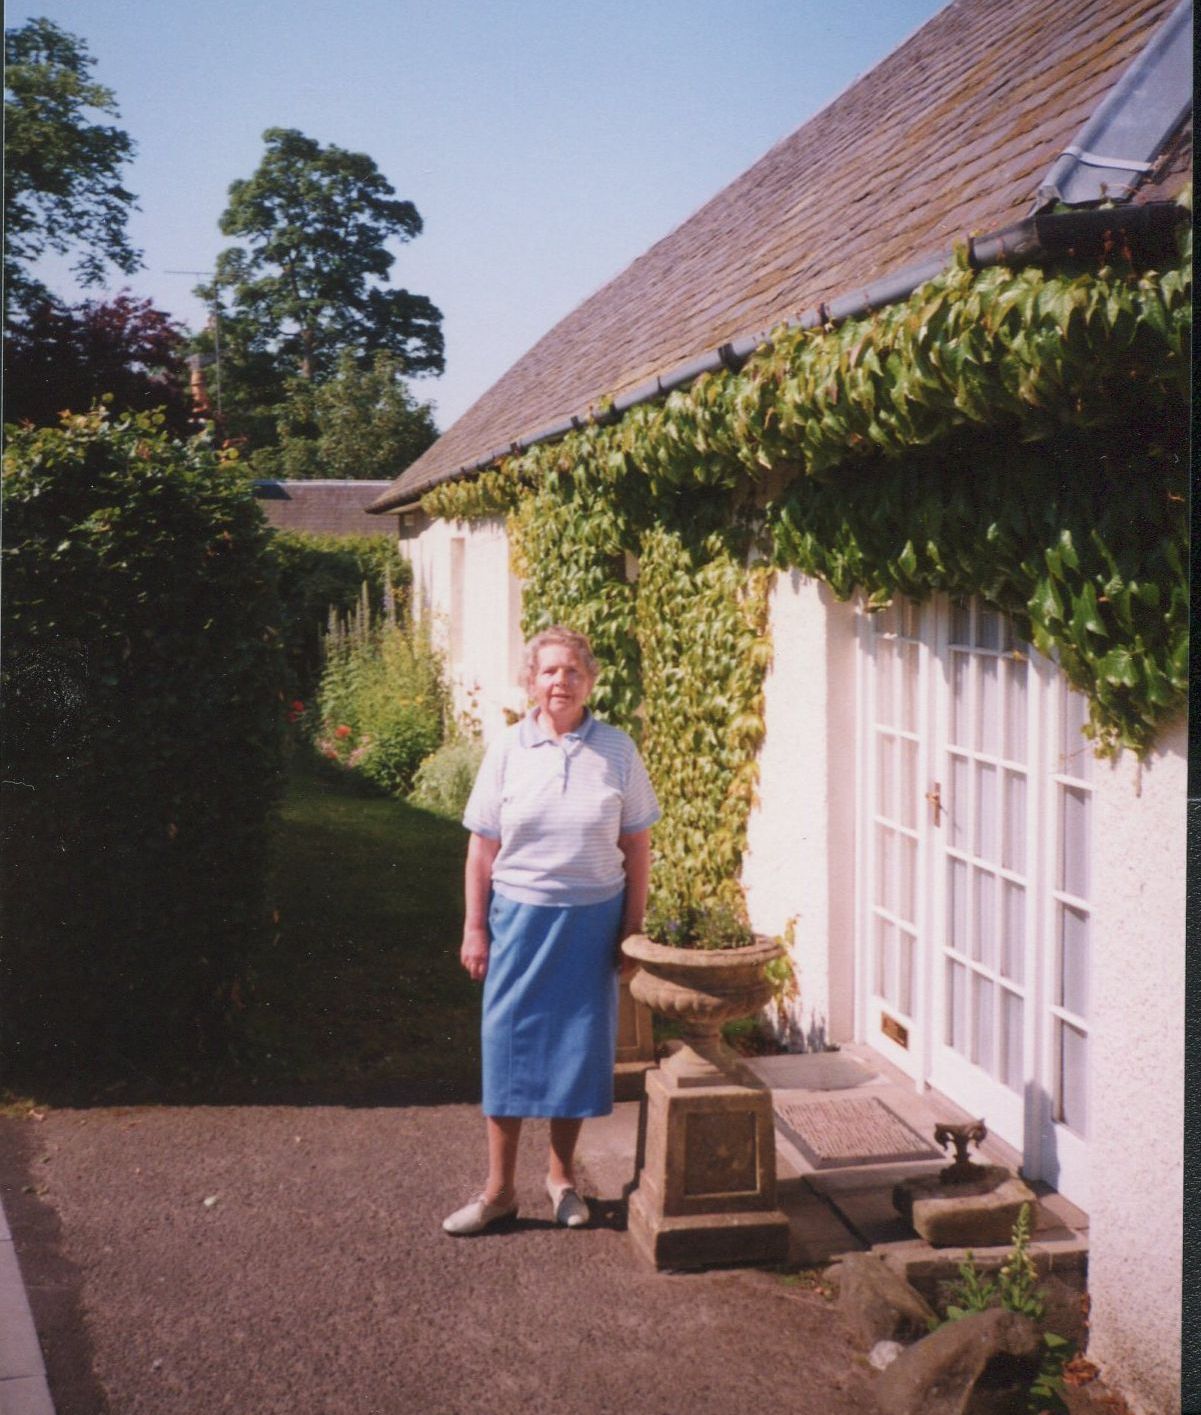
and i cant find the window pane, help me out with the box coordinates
[900,929,915,1016]
[1002,989,1024,1092]
[883,919,898,1007]
[901,739,918,831]
[1001,882,1025,983]
[947,859,968,953]
[1060,785,1091,900]
[1061,689,1092,782]
[879,734,896,821]
[876,640,894,726]
[900,599,920,638]
[950,601,971,645]
[949,754,969,851]
[874,914,887,996]
[976,606,1001,650]
[1003,770,1027,873]
[977,656,1000,753]
[973,868,996,967]
[900,834,917,925]
[973,974,995,1073]
[1059,1023,1088,1136]
[975,762,998,860]
[1059,903,1090,1018]
[950,651,969,745]
[876,826,896,913]
[902,642,920,732]
[1005,657,1028,762]
[948,960,967,1052]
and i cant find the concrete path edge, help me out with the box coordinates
[0,1188,55,1415]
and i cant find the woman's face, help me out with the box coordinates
[530,643,594,725]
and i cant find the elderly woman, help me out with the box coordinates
[443,626,659,1235]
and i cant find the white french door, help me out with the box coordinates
[858,596,1092,1206]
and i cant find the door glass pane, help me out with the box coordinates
[1002,989,1023,1092]
[1002,770,1026,872]
[1005,657,1028,762]
[900,835,917,924]
[976,606,1001,650]
[973,974,995,1072]
[874,914,887,995]
[900,929,915,1016]
[950,652,969,744]
[1059,903,1089,1017]
[950,601,971,645]
[977,657,1000,753]
[948,960,967,1052]
[876,640,894,726]
[949,754,969,850]
[972,869,996,966]
[879,735,896,820]
[901,642,919,731]
[947,858,968,954]
[876,825,896,913]
[901,739,918,831]
[1060,786,1091,899]
[899,600,919,638]
[1001,882,1025,983]
[1058,1022,1088,1135]
[975,762,998,860]
[883,919,898,1006]
[1061,689,1092,781]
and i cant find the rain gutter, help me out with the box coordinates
[369,198,1186,516]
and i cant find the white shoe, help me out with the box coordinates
[547,1179,589,1228]
[442,1192,518,1235]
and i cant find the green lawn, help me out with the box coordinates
[233,752,480,1098]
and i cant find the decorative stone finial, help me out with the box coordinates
[934,1119,988,1184]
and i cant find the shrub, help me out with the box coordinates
[313,601,447,796]
[409,738,485,819]
[265,530,410,697]
[1,407,283,1079]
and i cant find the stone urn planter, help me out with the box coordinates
[622,932,782,1085]
[621,932,791,1269]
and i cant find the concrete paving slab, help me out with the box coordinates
[0,1374,57,1415]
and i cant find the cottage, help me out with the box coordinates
[368,2,1191,1410]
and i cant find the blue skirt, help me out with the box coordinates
[482,890,623,1118]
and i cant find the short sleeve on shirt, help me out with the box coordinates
[461,734,507,839]
[620,746,660,835]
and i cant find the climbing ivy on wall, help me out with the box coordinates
[424,221,1190,908]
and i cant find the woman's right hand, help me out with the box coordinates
[461,924,490,982]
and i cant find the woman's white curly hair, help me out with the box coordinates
[521,625,599,690]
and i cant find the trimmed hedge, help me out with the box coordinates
[266,530,410,698]
[1,408,283,1079]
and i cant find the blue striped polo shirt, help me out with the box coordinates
[463,709,660,907]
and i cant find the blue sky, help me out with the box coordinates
[10,1,947,429]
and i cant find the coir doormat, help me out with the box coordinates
[774,1095,941,1169]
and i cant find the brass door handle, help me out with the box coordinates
[925,783,943,826]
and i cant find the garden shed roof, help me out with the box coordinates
[369,0,1191,514]
[254,480,396,537]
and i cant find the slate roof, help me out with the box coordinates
[371,0,1189,512]
[253,481,396,537]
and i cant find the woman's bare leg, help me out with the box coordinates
[485,1116,522,1204]
[547,1117,584,1189]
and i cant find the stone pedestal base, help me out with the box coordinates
[893,1164,1038,1247]
[614,976,655,1101]
[627,1048,790,1269]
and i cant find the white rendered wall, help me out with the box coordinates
[397,514,525,742]
[1084,717,1185,1415]
[743,571,858,1050]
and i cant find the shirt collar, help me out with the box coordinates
[519,706,595,748]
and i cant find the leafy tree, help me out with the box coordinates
[3,292,193,432]
[251,350,438,479]
[4,17,141,315]
[200,128,444,390]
